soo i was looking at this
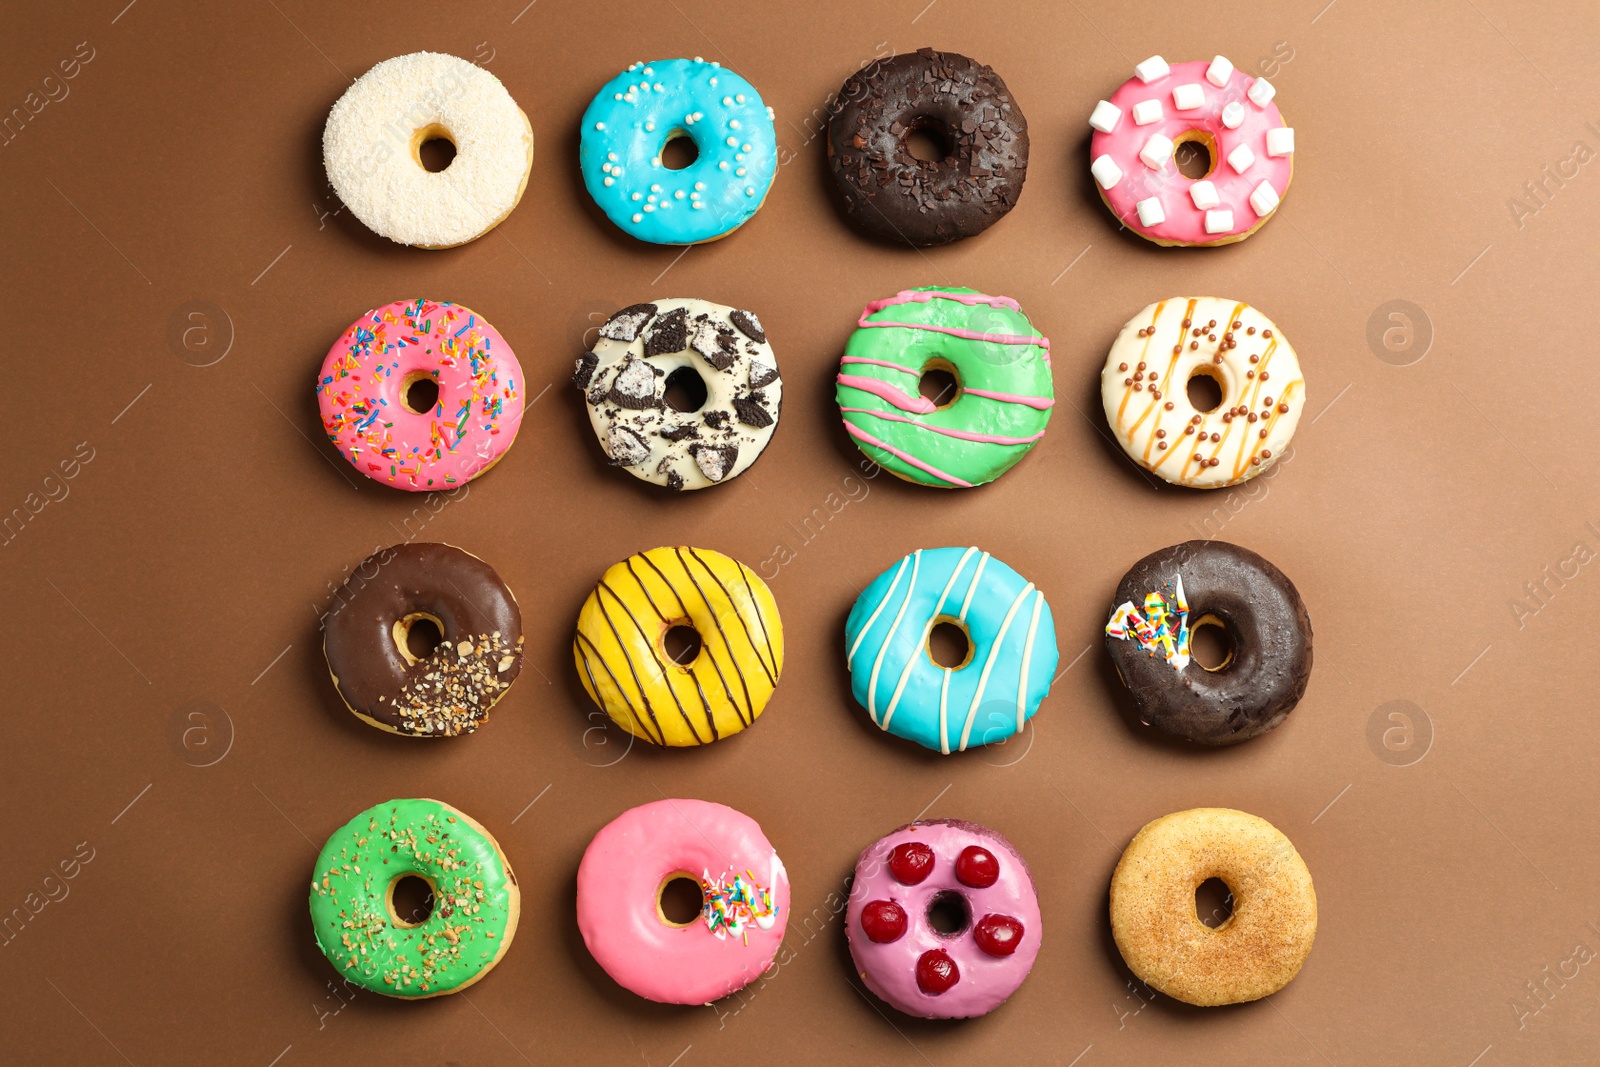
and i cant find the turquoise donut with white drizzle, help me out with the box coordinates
[580,58,777,244]
[845,547,1058,753]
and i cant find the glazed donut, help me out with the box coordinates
[318,299,525,491]
[826,49,1029,246]
[836,288,1053,488]
[1104,540,1311,745]
[580,58,776,244]
[323,53,533,248]
[1110,808,1316,1006]
[574,546,783,746]
[1088,55,1292,246]
[846,547,1057,754]
[322,542,523,738]
[847,819,1042,1018]
[1100,296,1304,488]
[577,798,789,1004]
[573,298,781,490]
[309,798,519,998]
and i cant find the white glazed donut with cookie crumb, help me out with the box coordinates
[323,52,533,249]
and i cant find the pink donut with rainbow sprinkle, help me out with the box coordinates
[1087,55,1293,247]
[317,299,524,491]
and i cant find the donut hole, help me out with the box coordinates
[411,123,458,173]
[393,612,446,666]
[1185,368,1225,414]
[662,622,703,666]
[918,358,962,410]
[657,872,705,927]
[1195,877,1235,929]
[387,873,436,928]
[660,130,699,170]
[662,366,709,413]
[926,890,971,936]
[926,616,973,670]
[905,119,955,164]
[400,371,441,416]
[1190,614,1235,672]
[1173,130,1217,180]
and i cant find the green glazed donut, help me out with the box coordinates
[308,798,519,998]
[835,287,1054,488]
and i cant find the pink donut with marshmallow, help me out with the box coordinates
[1087,56,1294,246]
[317,298,524,491]
[847,819,1042,1019]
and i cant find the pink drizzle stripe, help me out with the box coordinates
[843,422,974,487]
[857,289,1051,363]
[840,355,919,375]
[961,387,1055,410]
[839,407,1047,446]
[836,374,938,414]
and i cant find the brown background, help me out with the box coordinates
[3,0,1598,1063]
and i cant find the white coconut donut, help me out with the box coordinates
[322,52,534,249]
[572,299,781,491]
[1100,296,1305,488]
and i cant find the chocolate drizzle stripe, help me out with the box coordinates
[639,551,691,616]
[640,548,748,729]
[575,629,665,744]
[689,548,779,686]
[734,561,780,680]
[598,579,710,744]
[623,557,669,621]
[587,589,678,744]
[656,551,753,728]
[670,547,758,723]
[618,560,729,738]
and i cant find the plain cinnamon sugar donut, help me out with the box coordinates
[1110,808,1316,1006]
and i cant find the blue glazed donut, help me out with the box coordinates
[579,58,777,245]
[845,547,1058,753]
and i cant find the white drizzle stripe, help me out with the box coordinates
[881,548,977,732]
[958,584,1035,751]
[867,550,922,726]
[1016,594,1045,731]
[958,553,991,620]
[847,555,909,667]
[938,669,952,755]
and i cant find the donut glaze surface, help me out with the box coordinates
[1105,540,1310,745]
[1088,57,1292,246]
[580,58,776,245]
[577,798,789,1005]
[318,299,524,491]
[309,798,519,998]
[847,819,1042,1018]
[846,547,1057,753]
[827,49,1029,246]
[322,542,523,738]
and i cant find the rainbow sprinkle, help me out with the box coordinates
[1106,574,1190,670]
[700,867,778,943]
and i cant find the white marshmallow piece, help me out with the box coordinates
[1135,55,1170,83]
[1267,126,1295,157]
[1221,101,1245,129]
[1249,180,1280,216]
[1206,56,1235,88]
[1227,143,1256,174]
[1248,77,1276,107]
[1173,83,1205,111]
[1133,99,1164,125]
[1135,196,1165,226]
[1205,209,1235,234]
[1091,154,1124,190]
[1188,180,1220,210]
[1140,134,1174,170]
[1089,99,1122,133]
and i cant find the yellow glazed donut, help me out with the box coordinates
[573,546,783,746]
[1109,808,1316,1006]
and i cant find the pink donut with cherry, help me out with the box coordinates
[846,819,1042,1019]
[1087,55,1294,246]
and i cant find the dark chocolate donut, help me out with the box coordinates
[322,542,523,737]
[1103,541,1310,745]
[826,48,1029,247]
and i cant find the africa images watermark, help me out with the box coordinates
[1507,521,1600,630]
[1,40,95,148]
[1505,119,1600,230]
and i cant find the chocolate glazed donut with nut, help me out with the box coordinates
[322,542,524,738]
[826,48,1029,246]
[1103,540,1310,745]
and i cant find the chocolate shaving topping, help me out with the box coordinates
[689,442,738,483]
[729,309,766,343]
[572,352,598,390]
[605,425,652,466]
[644,306,689,357]
[731,394,773,429]
[703,410,730,429]
[600,302,658,342]
[666,470,685,491]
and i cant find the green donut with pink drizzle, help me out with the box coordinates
[835,287,1053,488]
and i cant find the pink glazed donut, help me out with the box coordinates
[847,819,1042,1019]
[317,298,524,490]
[1087,55,1293,246]
[577,798,790,1005]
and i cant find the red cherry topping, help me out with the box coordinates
[955,845,1000,888]
[916,949,961,994]
[888,841,935,885]
[860,900,908,943]
[973,914,1025,957]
